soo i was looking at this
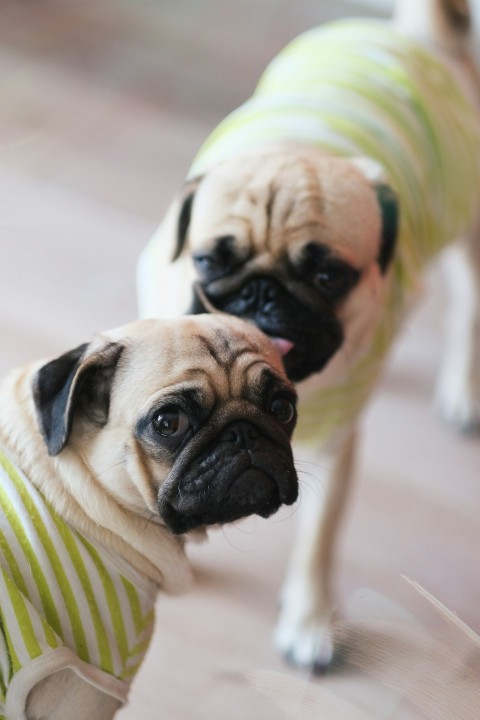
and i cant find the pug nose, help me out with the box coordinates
[240,278,280,312]
[219,421,260,448]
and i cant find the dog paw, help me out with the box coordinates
[274,607,334,673]
[435,375,480,433]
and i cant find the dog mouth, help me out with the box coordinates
[157,420,298,535]
[255,322,343,383]
[271,337,295,356]
[162,463,285,535]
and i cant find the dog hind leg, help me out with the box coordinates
[274,430,357,670]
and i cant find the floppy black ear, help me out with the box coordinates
[171,175,204,262]
[350,158,399,275]
[374,182,399,273]
[33,340,124,456]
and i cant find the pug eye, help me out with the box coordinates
[270,396,295,424]
[194,254,222,274]
[313,263,359,299]
[192,237,239,279]
[152,407,190,437]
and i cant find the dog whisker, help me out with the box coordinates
[294,458,331,472]
[226,519,256,535]
[294,470,331,502]
[139,512,159,538]
[94,458,128,478]
[273,499,301,523]
[220,525,256,554]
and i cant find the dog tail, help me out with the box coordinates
[393,0,478,54]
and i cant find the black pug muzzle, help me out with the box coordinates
[190,278,344,382]
[158,403,298,534]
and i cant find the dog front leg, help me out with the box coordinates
[274,429,357,671]
[435,230,480,432]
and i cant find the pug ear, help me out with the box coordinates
[351,157,399,274]
[170,175,204,262]
[33,340,124,456]
[374,182,399,272]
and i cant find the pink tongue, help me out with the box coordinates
[271,337,295,356]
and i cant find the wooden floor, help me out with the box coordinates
[0,1,479,718]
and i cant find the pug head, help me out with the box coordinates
[160,145,398,382]
[32,315,298,534]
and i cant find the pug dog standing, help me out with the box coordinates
[137,0,480,670]
[0,315,298,720]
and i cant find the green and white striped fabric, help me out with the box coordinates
[0,448,156,719]
[188,19,480,443]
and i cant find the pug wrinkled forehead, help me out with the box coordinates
[158,147,398,382]
[33,315,299,535]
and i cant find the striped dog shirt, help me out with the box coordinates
[0,449,157,719]
[184,19,480,442]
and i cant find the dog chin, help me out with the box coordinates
[160,469,285,534]
[158,450,298,535]
[281,343,340,382]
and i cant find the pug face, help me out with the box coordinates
[33,315,298,535]
[167,146,398,381]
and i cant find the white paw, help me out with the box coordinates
[435,373,480,433]
[274,600,334,672]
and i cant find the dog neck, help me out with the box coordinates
[0,366,192,595]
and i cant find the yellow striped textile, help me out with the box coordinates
[0,449,156,715]
[189,20,480,442]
